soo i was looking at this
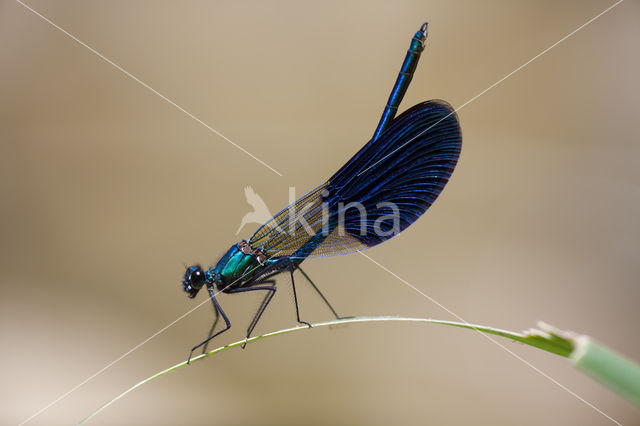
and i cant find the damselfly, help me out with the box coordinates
[182,23,462,362]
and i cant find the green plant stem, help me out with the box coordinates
[79,316,640,424]
[571,336,640,408]
[77,315,563,424]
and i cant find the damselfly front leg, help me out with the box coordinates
[188,285,231,363]
[201,302,220,355]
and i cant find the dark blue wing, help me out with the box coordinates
[249,100,461,259]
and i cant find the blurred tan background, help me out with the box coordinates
[2,0,639,424]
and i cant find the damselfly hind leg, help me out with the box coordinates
[297,266,350,320]
[290,265,312,328]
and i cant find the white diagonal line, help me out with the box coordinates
[358,251,621,425]
[357,0,624,177]
[15,0,283,177]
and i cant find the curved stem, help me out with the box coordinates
[77,315,570,424]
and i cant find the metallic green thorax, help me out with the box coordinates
[212,242,267,289]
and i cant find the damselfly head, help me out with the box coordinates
[182,265,207,298]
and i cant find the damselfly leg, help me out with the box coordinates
[227,284,277,349]
[290,266,312,328]
[201,304,220,354]
[297,266,348,320]
[188,286,231,363]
